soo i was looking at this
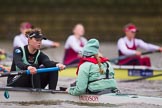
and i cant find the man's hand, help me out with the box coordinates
[135,51,141,56]
[158,47,162,52]
[0,49,5,54]
[53,42,60,48]
[56,63,66,70]
[27,66,37,74]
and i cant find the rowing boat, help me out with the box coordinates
[60,65,162,80]
[0,86,162,105]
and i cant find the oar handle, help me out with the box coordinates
[26,67,60,74]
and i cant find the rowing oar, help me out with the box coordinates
[0,67,60,77]
[0,86,67,93]
[0,67,60,99]
[109,50,161,64]
[121,73,162,82]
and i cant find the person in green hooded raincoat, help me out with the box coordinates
[67,38,118,96]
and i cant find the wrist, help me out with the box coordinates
[56,63,60,67]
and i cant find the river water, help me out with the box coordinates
[0,41,162,108]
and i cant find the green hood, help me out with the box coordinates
[82,38,99,56]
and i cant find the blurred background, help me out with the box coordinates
[1,1,162,108]
[0,0,162,43]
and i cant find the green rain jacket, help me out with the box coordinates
[68,61,117,96]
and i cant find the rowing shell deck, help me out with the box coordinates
[60,65,162,80]
[0,87,162,105]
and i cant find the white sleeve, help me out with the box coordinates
[117,38,136,55]
[41,39,54,47]
[13,36,25,48]
[65,36,84,52]
[136,39,160,51]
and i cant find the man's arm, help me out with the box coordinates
[42,39,60,48]
[38,52,65,70]
[38,52,58,67]
[136,39,160,51]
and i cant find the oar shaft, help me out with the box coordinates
[0,70,26,77]
[122,73,162,82]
